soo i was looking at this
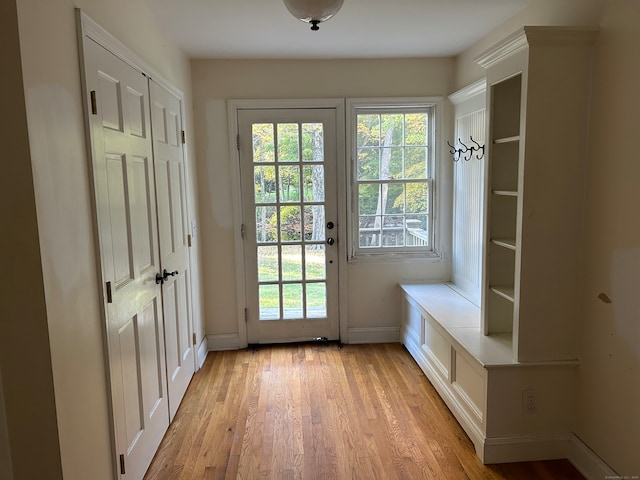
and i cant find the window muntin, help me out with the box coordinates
[251,121,330,320]
[351,105,435,258]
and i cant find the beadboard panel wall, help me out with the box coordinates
[450,82,486,306]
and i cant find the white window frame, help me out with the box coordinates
[346,97,444,263]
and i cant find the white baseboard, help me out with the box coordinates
[206,328,399,348]
[206,334,241,351]
[482,432,620,473]
[568,433,618,480]
[346,326,400,344]
[483,433,570,464]
[197,337,208,368]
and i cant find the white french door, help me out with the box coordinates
[238,108,340,344]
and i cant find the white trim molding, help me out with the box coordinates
[483,433,571,464]
[475,28,529,69]
[197,337,209,368]
[475,26,599,69]
[449,79,487,105]
[568,434,619,480]
[346,327,400,344]
[206,334,242,351]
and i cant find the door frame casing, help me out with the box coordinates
[227,99,347,348]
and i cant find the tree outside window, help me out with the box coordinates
[352,104,435,257]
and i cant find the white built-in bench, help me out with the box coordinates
[401,283,514,366]
[399,283,578,464]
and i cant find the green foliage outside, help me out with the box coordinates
[252,115,431,239]
[258,246,326,311]
[356,112,431,238]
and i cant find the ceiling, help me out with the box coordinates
[144,0,532,59]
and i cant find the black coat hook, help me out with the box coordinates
[447,136,484,162]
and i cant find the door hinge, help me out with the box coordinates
[236,134,240,151]
[188,233,192,247]
[106,281,113,304]
[241,224,245,239]
[181,130,186,144]
[119,454,125,475]
[90,91,98,115]
[192,332,197,345]
[244,308,248,323]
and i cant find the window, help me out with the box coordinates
[348,99,439,260]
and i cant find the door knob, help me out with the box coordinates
[326,237,335,246]
[156,269,178,285]
[326,221,334,230]
[163,269,178,280]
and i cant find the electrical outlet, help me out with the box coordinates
[523,389,537,414]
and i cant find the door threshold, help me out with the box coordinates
[248,338,343,352]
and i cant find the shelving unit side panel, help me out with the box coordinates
[515,43,594,362]
[516,276,579,362]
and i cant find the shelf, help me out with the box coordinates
[492,190,518,197]
[491,238,516,250]
[489,286,515,302]
[493,135,520,144]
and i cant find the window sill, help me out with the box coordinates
[347,250,443,265]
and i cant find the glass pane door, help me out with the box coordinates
[238,108,339,344]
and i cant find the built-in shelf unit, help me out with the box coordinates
[400,26,598,464]
[480,26,598,363]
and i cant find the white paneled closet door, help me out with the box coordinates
[450,82,486,306]
[84,38,170,480]
[149,80,195,421]
[79,12,195,479]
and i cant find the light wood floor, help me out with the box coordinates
[144,343,585,479]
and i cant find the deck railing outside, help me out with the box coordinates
[359,219,428,248]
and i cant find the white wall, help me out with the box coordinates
[191,58,454,344]
[13,1,201,479]
[576,1,640,475]
[0,369,12,480]
[1,2,63,479]
[453,0,604,91]
[454,0,639,475]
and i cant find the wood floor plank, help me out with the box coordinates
[144,343,585,480]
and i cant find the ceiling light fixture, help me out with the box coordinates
[282,0,344,31]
